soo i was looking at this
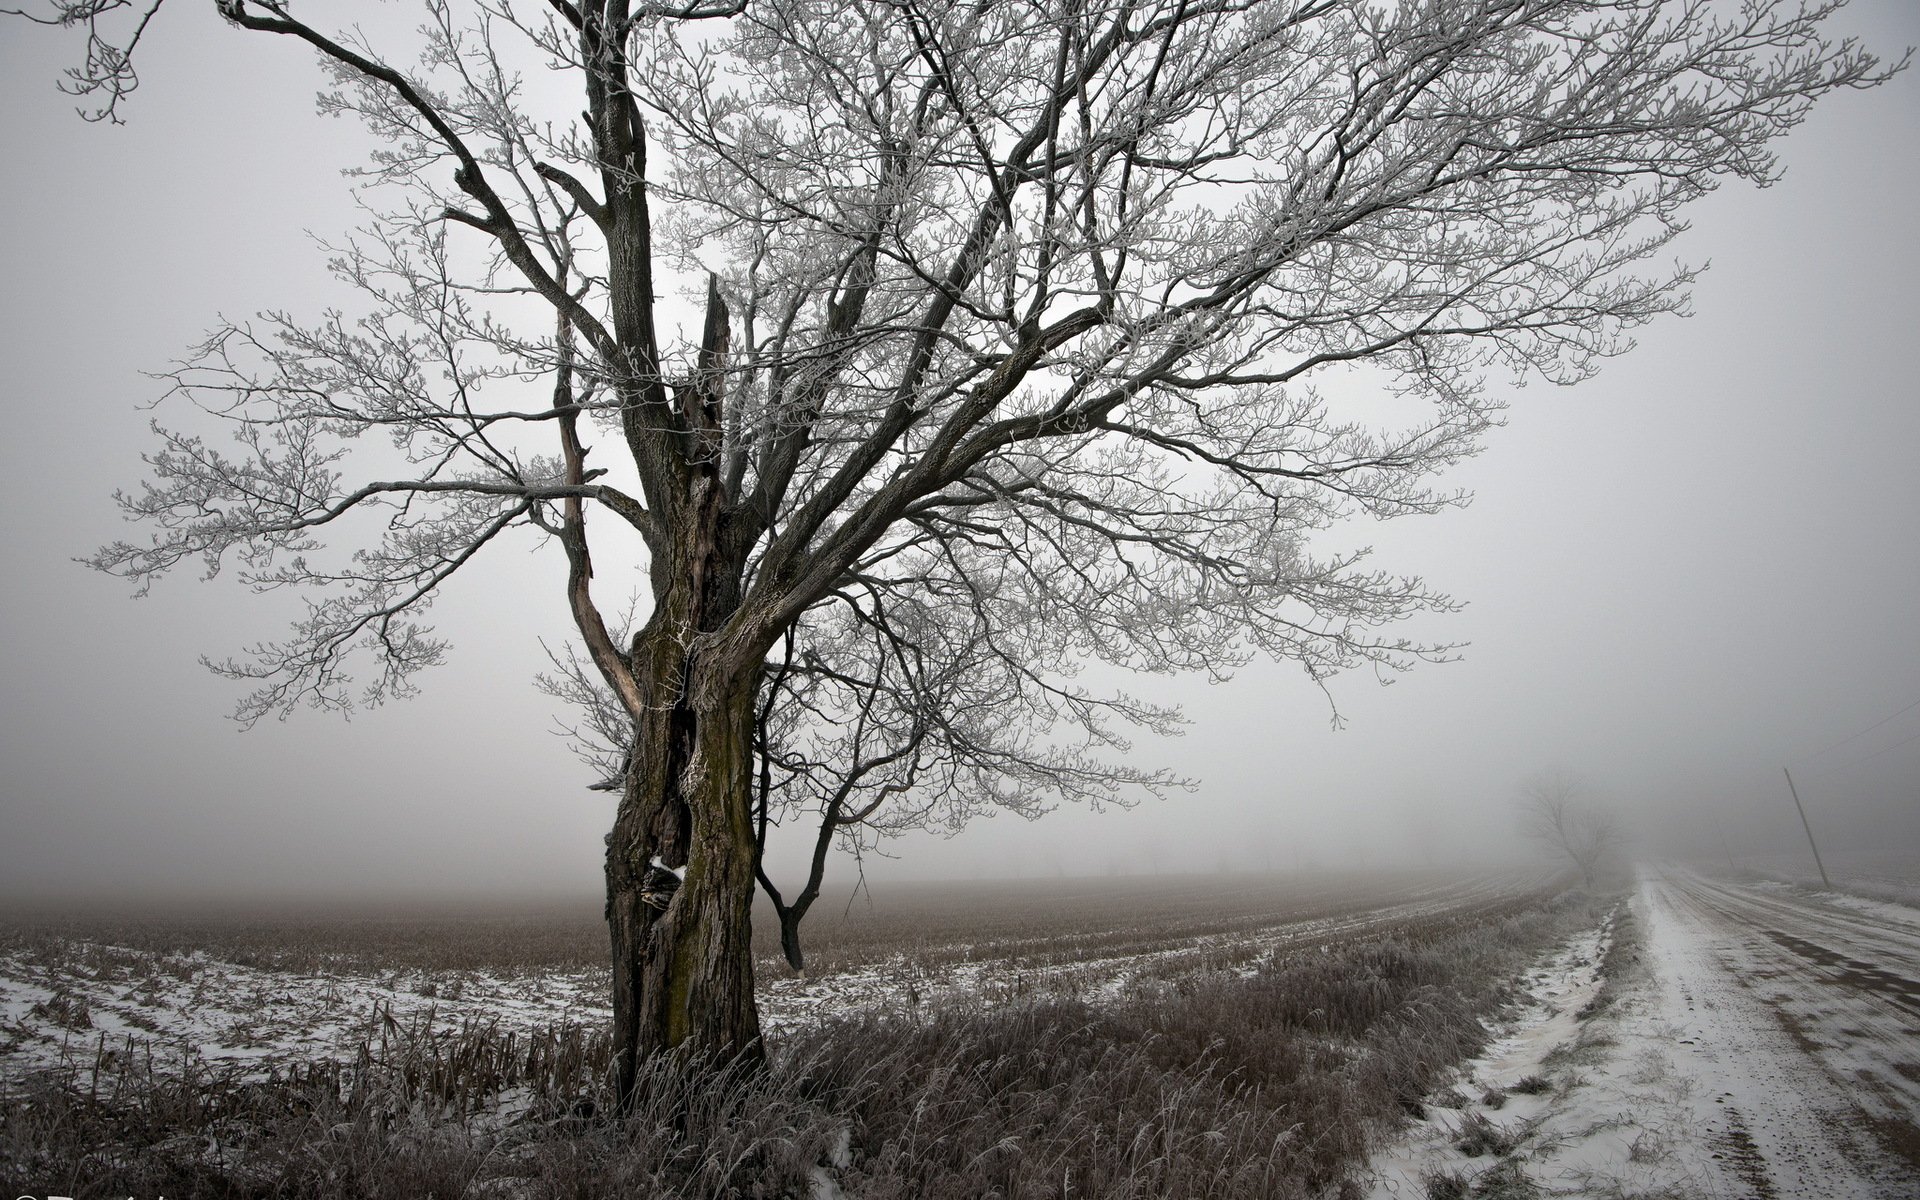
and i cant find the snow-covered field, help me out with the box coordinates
[0,938,611,1079]
[1363,866,1920,1198]
[1728,853,1920,911]
[760,871,1536,1023]
[0,871,1537,1083]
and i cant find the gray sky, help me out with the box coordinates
[2,2,1916,902]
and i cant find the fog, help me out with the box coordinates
[2,2,1916,905]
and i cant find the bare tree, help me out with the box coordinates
[17,0,1895,1101]
[1520,770,1623,890]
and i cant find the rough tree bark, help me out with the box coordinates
[607,629,765,1084]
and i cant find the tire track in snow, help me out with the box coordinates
[1649,867,1920,1194]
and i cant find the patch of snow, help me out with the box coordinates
[1823,890,1920,929]
[0,940,610,1082]
[1363,911,1613,1197]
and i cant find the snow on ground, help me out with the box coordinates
[757,874,1534,1029]
[1363,867,1920,1199]
[0,875,1535,1082]
[13,865,1916,1200]
[1822,890,1920,929]
[0,939,609,1079]
[1363,909,1616,1198]
[1732,854,1920,912]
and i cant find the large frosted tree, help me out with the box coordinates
[18,0,1892,1102]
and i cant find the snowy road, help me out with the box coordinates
[1364,869,1920,1198]
[1644,868,1920,1197]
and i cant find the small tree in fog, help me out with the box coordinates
[1520,771,1622,890]
[20,0,1893,1103]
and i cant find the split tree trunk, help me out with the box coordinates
[585,218,765,1101]
[596,365,767,1104]
[605,625,765,1103]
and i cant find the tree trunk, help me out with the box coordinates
[602,452,765,1103]
[605,633,764,1103]
[778,909,806,973]
[592,258,761,1104]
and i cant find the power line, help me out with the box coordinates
[1803,722,1920,780]
[1796,695,1920,766]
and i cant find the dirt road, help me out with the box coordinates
[1643,867,1920,1197]
[1365,868,1920,1198]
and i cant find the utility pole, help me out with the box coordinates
[1782,768,1831,890]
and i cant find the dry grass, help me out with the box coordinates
[1453,1109,1526,1158]
[1,886,1608,1199]
[1423,1157,1542,1199]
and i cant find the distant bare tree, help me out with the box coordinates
[1520,771,1622,890]
[17,0,1895,1104]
